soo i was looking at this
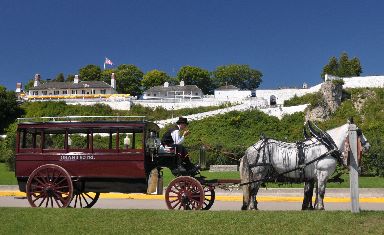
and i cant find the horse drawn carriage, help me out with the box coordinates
[15,116,237,210]
[15,116,370,210]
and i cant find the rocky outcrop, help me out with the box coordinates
[306,81,342,121]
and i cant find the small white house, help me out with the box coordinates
[214,85,252,101]
[143,81,203,100]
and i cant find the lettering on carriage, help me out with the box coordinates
[60,152,95,161]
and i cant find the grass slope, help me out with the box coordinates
[0,208,383,234]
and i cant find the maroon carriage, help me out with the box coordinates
[15,116,227,210]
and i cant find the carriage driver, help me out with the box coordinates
[161,117,199,175]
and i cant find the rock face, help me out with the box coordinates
[306,81,342,121]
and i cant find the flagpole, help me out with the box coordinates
[103,63,106,70]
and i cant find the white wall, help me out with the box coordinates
[214,90,252,101]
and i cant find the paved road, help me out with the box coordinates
[1,187,384,211]
[1,196,384,211]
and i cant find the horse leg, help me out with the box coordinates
[249,184,260,210]
[241,184,251,210]
[315,171,328,210]
[302,180,315,210]
[240,157,251,210]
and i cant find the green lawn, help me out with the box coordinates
[0,208,383,234]
[0,163,17,185]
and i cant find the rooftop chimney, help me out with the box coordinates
[16,82,22,93]
[179,80,185,87]
[74,75,79,84]
[111,73,116,89]
[33,74,41,87]
[164,81,169,87]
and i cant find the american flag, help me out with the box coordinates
[105,57,114,65]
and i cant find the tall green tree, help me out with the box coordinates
[0,86,23,133]
[101,69,115,84]
[79,64,102,81]
[142,70,170,90]
[53,73,65,82]
[66,74,75,82]
[177,66,213,94]
[212,64,262,90]
[114,64,143,96]
[321,52,363,80]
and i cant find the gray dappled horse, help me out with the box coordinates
[240,122,370,210]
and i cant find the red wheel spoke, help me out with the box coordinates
[165,176,204,210]
[34,177,46,186]
[53,195,62,207]
[27,164,73,208]
[50,196,54,208]
[54,178,68,186]
[32,193,44,203]
[80,193,90,206]
[52,172,63,184]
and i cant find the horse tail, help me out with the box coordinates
[240,154,251,210]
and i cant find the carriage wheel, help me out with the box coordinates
[69,192,100,208]
[26,164,73,208]
[165,176,204,210]
[202,185,215,210]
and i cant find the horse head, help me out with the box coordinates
[337,124,370,167]
[307,121,370,167]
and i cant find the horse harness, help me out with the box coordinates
[241,136,342,187]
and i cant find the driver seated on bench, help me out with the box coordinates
[161,117,199,175]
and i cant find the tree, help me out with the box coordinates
[0,86,23,133]
[79,64,102,81]
[114,64,143,96]
[24,79,35,91]
[321,52,363,80]
[66,74,75,82]
[177,66,213,94]
[142,70,170,90]
[53,73,65,82]
[101,69,115,84]
[212,64,263,90]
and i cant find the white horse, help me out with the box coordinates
[240,122,370,210]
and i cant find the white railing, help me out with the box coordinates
[17,115,147,123]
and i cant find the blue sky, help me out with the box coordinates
[1,0,384,91]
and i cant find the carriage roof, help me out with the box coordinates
[17,116,160,132]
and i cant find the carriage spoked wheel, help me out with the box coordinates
[68,192,100,208]
[26,164,73,208]
[165,176,204,210]
[202,185,215,210]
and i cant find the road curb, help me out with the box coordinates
[1,191,384,203]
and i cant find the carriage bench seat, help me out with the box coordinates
[157,145,177,157]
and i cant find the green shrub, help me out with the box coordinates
[0,122,17,170]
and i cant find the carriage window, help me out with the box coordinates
[43,132,65,150]
[68,133,90,150]
[19,129,41,149]
[117,128,143,151]
[93,129,117,150]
